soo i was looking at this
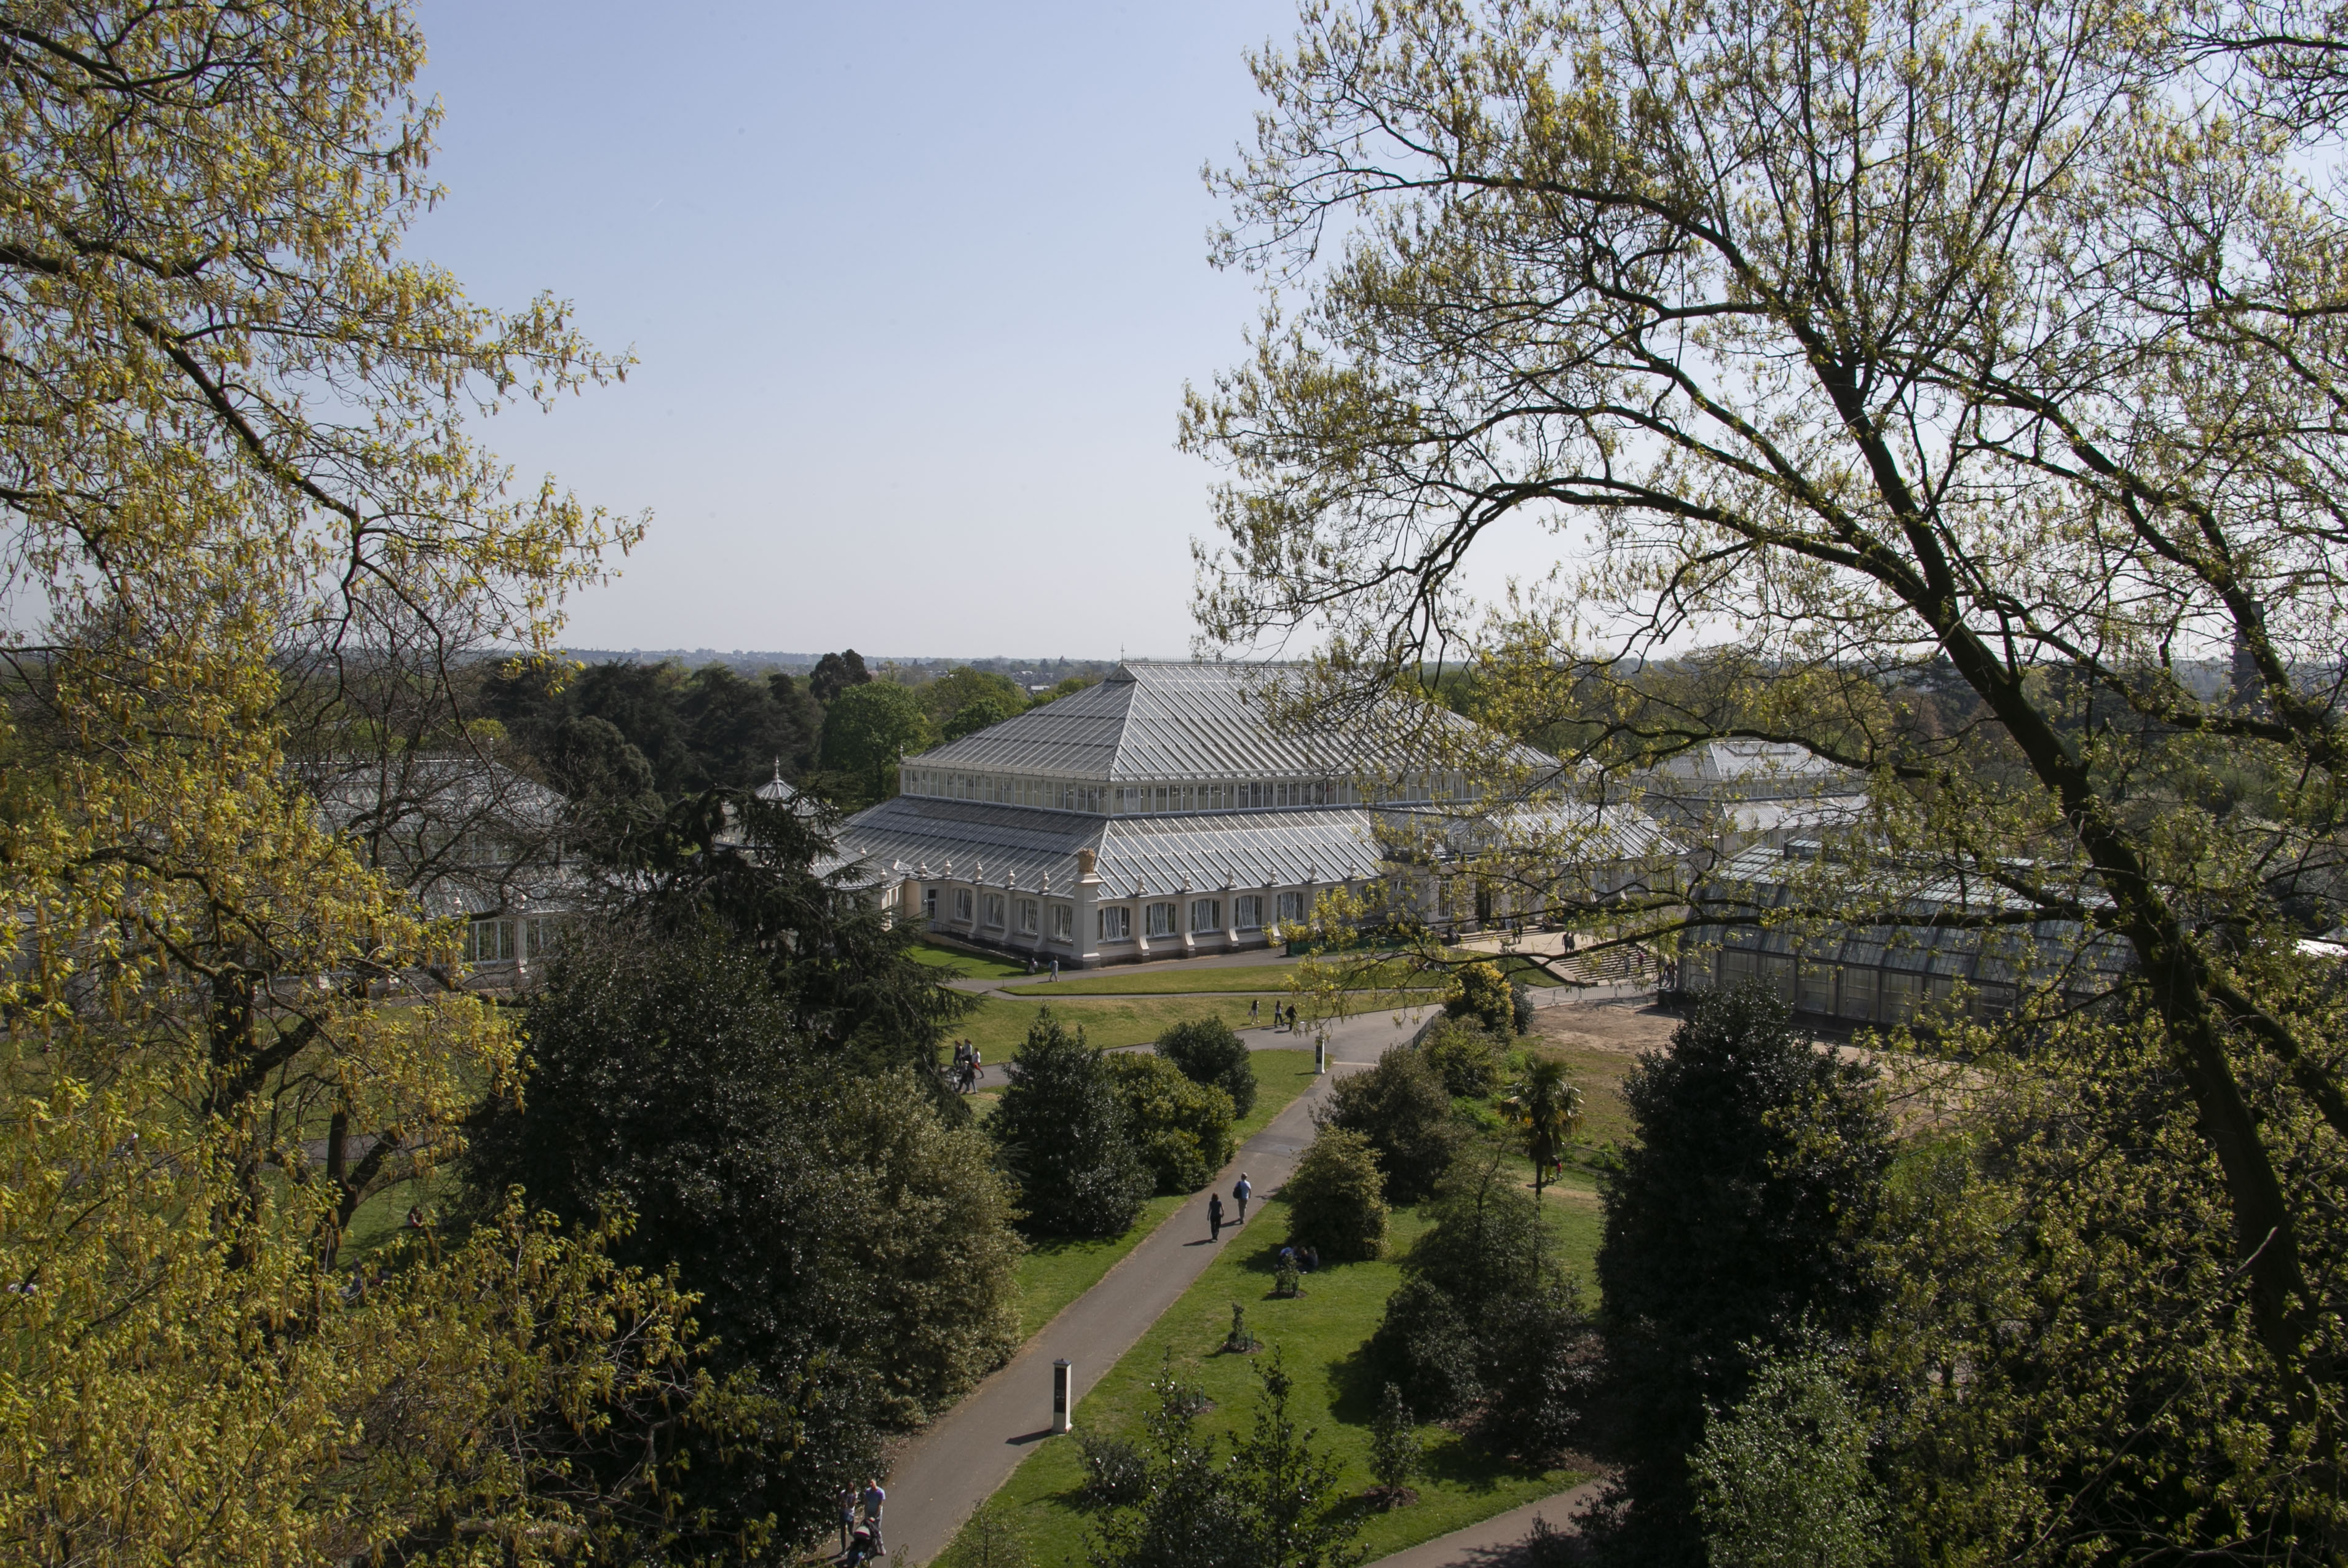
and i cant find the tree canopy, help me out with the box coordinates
[0,1,701,1555]
[821,680,935,805]
[466,923,1021,1543]
[1189,0,2348,1537]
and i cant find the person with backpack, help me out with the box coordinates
[1233,1173,1252,1223]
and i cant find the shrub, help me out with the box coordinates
[945,1502,1035,1568]
[1323,1048,1461,1202]
[1368,1272,1483,1417]
[1511,978,1535,1035]
[1108,1051,1236,1194]
[1369,1382,1423,1505]
[1284,1126,1389,1261]
[989,1009,1152,1238]
[1446,959,1517,1035]
[1690,1334,1885,1568]
[1369,1157,1593,1455]
[1077,1430,1150,1508]
[1157,1017,1257,1117]
[1091,1353,1361,1568]
[1407,1157,1552,1301]
[1476,1283,1594,1459]
[1420,1017,1501,1098]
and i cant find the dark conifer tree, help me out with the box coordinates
[990,1009,1151,1238]
[1591,985,1892,1566]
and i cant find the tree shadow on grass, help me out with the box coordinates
[1233,1227,1289,1285]
[1325,1334,1390,1428]
[1327,1337,1551,1491]
[1418,1427,1549,1491]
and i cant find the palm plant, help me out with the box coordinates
[1503,1058,1584,1197]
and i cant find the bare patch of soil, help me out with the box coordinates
[1526,999,1682,1057]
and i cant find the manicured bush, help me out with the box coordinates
[1323,1047,1462,1202]
[1157,1017,1257,1117]
[1077,1430,1150,1508]
[1107,1050,1236,1194]
[1369,1272,1482,1417]
[1420,1017,1501,1098]
[1446,959,1519,1035]
[989,1009,1152,1238]
[1368,1156,1592,1458]
[1283,1125,1389,1261]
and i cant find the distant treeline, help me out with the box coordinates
[475,650,1106,810]
[552,648,1122,685]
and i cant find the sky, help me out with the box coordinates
[406,0,1329,661]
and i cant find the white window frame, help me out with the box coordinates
[1278,891,1308,923]
[465,917,515,963]
[1099,905,1132,940]
[983,892,1006,928]
[955,888,974,921]
[1051,902,1073,940]
[1018,899,1039,934]
[1145,901,1178,937]
[1190,898,1222,934]
[1233,895,1263,931]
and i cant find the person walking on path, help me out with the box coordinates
[1051,958,1060,981]
[1233,1174,1252,1223]
[1249,998,1260,1025]
[1209,1191,1225,1241]
[863,1478,887,1556]
[836,1486,856,1554]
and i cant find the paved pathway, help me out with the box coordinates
[1360,1481,1606,1568]
[881,1007,1425,1564]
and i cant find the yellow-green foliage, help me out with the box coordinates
[0,4,685,1559]
[1445,961,1517,1036]
[1420,1017,1501,1098]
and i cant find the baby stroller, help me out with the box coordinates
[840,1524,879,1568]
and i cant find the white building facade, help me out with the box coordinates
[834,661,1661,967]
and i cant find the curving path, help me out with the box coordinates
[1359,1482,1606,1568]
[880,1007,1431,1563]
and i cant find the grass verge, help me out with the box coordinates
[1012,1049,1319,1336]
[909,939,1035,980]
[949,1194,1590,1568]
[999,960,1439,998]
[959,996,1268,1057]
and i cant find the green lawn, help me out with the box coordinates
[947,1194,1589,1568]
[1002,960,1441,999]
[957,996,1274,1058]
[909,939,1037,980]
[1012,1049,1320,1336]
[1001,963,1300,997]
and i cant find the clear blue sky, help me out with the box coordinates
[406,0,1301,660]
